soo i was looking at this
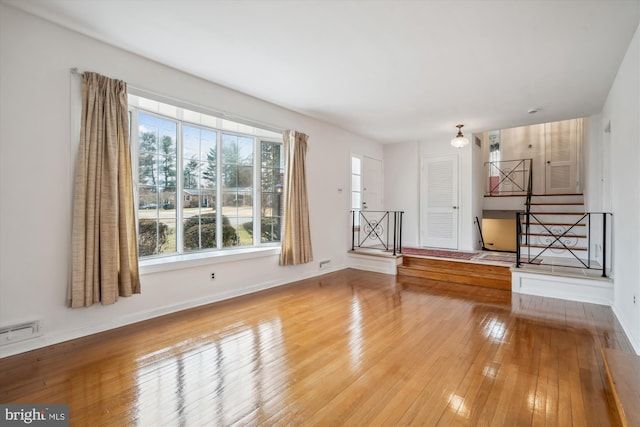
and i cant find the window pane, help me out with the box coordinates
[352,175,361,192]
[137,113,177,257]
[222,134,238,164]
[237,166,253,188]
[158,155,176,187]
[183,125,216,160]
[352,156,361,174]
[237,136,253,166]
[260,140,284,243]
[183,212,216,252]
[182,124,217,255]
[138,220,162,256]
[352,192,361,210]
[138,185,159,213]
[221,134,254,247]
[158,187,177,254]
[183,159,199,189]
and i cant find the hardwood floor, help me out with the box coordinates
[0,269,634,426]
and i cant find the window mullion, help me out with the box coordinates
[216,131,222,249]
[176,121,184,253]
[130,108,140,228]
[253,137,260,246]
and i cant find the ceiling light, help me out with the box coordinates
[450,124,469,148]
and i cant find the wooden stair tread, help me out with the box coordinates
[520,232,587,238]
[521,221,586,226]
[527,212,586,215]
[529,202,584,205]
[602,348,640,427]
[531,193,583,196]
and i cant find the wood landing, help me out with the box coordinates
[397,255,512,291]
[602,348,640,427]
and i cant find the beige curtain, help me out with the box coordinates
[280,130,313,266]
[70,72,140,307]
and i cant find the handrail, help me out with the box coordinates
[524,161,533,246]
[485,158,533,196]
[516,211,612,277]
[351,210,404,255]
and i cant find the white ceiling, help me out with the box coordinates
[4,0,640,143]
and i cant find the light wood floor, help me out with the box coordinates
[0,269,634,426]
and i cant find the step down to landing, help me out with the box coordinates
[397,256,511,291]
[602,348,640,427]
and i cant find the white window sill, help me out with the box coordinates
[139,246,281,275]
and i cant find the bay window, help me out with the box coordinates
[129,94,283,259]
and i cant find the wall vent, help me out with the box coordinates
[0,320,41,346]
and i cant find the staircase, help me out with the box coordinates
[397,256,511,291]
[519,193,589,263]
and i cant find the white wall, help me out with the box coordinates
[601,22,640,354]
[383,142,419,247]
[0,5,382,357]
[417,137,476,251]
[584,114,603,212]
[471,134,485,250]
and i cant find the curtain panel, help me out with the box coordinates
[70,72,140,307]
[280,130,313,266]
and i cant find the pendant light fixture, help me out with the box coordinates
[450,124,469,148]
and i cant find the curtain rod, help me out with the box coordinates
[69,68,287,134]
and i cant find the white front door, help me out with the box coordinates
[362,156,383,211]
[351,155,385,248]
[421,155,458,249]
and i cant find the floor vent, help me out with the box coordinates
[0,320,41,346]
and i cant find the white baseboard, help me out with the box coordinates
[511,270,614,306]
[612,305,640,355]
[0,266,345,358]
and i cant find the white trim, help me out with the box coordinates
[511,270,613,306]
[612,306,640,355]
[347,252,400,275]
[140,246,281,274]
[0,264,343,359]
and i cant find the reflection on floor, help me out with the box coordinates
[0,269,633,425]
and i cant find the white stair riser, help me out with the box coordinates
[530,194,584,204]
[519,246,589,260]
[526,204,585,213]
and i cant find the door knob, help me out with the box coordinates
[453,206,458,209]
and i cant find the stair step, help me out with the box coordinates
[528,212,586,215]
[521,244,588,251]
[520,221,586,227]
[529,202,584,205]
[531,193,583,197]
[398,257,511,291]
[602,348,640,427]
[521,232,587,238]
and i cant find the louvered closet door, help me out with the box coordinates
[421,155,458,249]
[545,120,579,194]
